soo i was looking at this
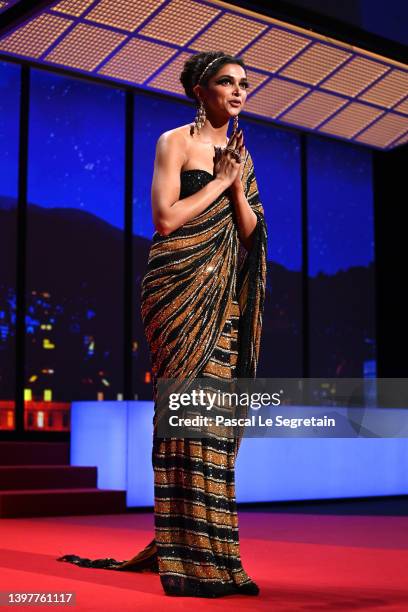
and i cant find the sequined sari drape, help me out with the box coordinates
[56,150,267,598]
[141,150,267,597]
[141,149,267,392]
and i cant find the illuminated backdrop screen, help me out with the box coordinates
[0,63,375,430]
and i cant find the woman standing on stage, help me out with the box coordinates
[58,50,267,599]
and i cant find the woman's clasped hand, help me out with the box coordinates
[214,128,246,188]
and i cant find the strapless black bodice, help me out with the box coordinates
[152,170,218,243]
[179,169,214,199]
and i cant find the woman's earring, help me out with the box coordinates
[193,100,206,134]
[233,114,239,134]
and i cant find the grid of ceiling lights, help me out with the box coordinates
[0,0,407,150]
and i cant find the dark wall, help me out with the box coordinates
[373,143,408,377]
[360,0,408,46]
[286,0,361,25]
[282,0,408,46]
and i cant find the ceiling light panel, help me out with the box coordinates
[189,12,268,55]
[394,97,408,115]
[0,12,73,58]
[392,131,408,147]
[320,56,389,97]
[279,90,348,128]
[99,37,177,84]
[245,78,309,119]
[279,42,352,85]
[147,50,193,94]
[319,102,384,138]
[241,27,310,73]
[138,0,220,46]
[0,0,406,150]
[355,112,408,147]
[52,0,95,17]
[44,22,126,71]
[358,69,408,108]
[85,0,165,33]
[245,69,270,92]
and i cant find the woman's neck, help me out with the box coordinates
[197,120,229,146]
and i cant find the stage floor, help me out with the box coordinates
[0,510,407,610]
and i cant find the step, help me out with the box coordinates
[0,442,69,466]
[0,488,127,518]
[0,465,97,490]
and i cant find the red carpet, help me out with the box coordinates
[0,511,408,610]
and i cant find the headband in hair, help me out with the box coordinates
[197,55,229,84]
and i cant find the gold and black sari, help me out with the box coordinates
[57,150,267,598]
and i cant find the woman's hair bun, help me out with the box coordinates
[180,51,246,101]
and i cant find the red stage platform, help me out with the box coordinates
[0,510,407,610]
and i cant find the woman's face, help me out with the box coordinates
[197,62,249,119]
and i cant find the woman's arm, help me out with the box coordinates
[229,180,258,251]
[151,131,230,236]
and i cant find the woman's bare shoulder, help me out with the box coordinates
[156,124,192,153]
